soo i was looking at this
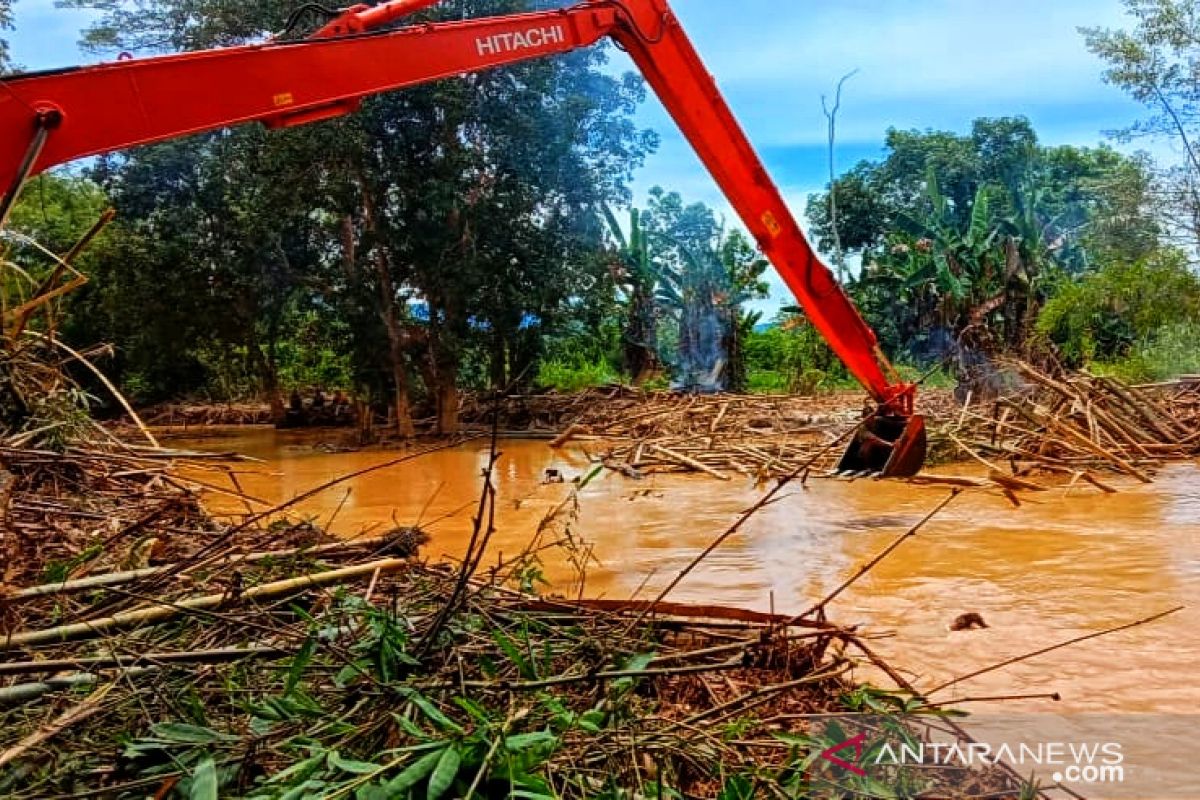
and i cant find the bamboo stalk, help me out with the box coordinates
[549,424,586,449]
[650,444,731,481]
[9,534,404,600]
[1,558,411,651]
[0,645,286,677]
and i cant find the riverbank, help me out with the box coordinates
[0,435,1037,799]
[135,364,1200,484]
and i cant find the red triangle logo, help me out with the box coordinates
[820,732,868,776]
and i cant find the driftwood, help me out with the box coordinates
[464,388,962,480]
[941,360,1200,481]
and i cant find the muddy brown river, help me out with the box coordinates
[175,429,1200,718]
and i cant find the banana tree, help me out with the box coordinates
[602,204,661,384]
[994,182,1084,348]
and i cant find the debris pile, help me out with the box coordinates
[944,361,1200,484]
[468,387,959,480]
[1141,374,1200,431]
[0,350,1030,798]
[140,402,275,428]
[0,483,1031,799]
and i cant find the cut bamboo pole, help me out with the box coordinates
[0,645,285,677]
[650,444,731,481]
[549,424,586,449]
[1,558,410,651]
[9,534,403,600]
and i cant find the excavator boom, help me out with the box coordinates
[0,0,926,476]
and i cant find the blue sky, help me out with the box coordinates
[5,0,1161,311]
[621,0,1153,212]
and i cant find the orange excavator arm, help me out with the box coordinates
[0,0,926,475]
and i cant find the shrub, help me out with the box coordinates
[1037,250,1200,364]
[535,357,619,393]
[1092,321,1200,383]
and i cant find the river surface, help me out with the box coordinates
[173,428,1200,717]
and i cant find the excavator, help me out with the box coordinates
[0,0,927,477]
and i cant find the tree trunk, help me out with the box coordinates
[357,174,415,438]
[726,307,747,394]
[624,285,659,384]
[490,332,508,389]
[264,374,285,426]
[380,306,416,439]
[248,342,285,425]
[435,360,459,435]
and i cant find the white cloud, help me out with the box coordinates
[615,0,1140,148]
[617,0,1160,315]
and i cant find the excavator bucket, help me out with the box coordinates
[836,413,927,478]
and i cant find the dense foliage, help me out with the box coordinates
[1084,0,1200,254]
[46,0,660,433]
[5,0,1200,424]
[800,116,1186,382]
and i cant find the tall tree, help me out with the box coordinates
[640,188,768,390]
[66,0,656,433]
[77,130,322,415]
[806,117,1158,264]
[604,205,662,383]
[1083,0,1200,254]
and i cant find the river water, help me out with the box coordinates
[174,429,1200,717]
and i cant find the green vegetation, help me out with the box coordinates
[4,0,1200,436]
[743,317,852,395]
[0,0,12,72]
[1037,250,1200,364]
[535,356,619,393]
[802,108,1200,384]
[1092,322,1200,383]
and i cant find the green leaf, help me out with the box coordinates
[189,756,218,800]
[620,652,656,673]
[426,746,461,800]
[968,186,991,247]
[772,732,818,748]
[613,651,656,692]
[717,774,754,800]
[398,689,463,734]
[381,750,443,795]
[279,779,327,800]
[504,731,557,752]
[452,696,492,727]
[336,659,371,687]
[264,752,325,785]
[150,722,238,745]
[391,712,430,741]
[601,203,628,251]
[491,629,534,679]
[577,464,605,489]
[286,635,317,697]
[328,750,382,775]
[577,709,605,733]
[925,164,946,217]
